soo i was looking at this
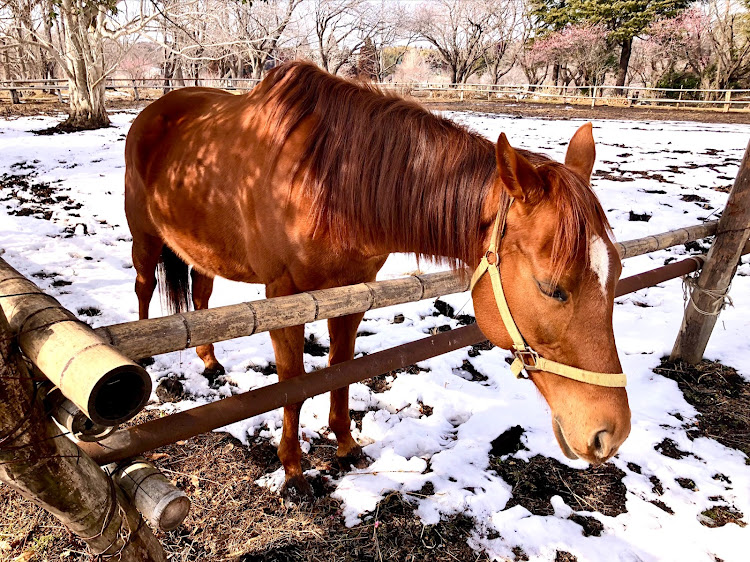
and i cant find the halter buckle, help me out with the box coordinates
[513,348,540,371]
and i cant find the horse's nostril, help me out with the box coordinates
[593,429,611,459]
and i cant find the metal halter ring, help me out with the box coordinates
[513,348,540,371]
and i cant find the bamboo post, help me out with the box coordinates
[0,258,150,425]
[0,307,166,561]
[671,141,750,363]
[106,457,190,531]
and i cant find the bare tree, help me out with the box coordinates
[480,0,522,84]
[1,0,165,129]
[308,0,370,74]
[707,0,750,89]
[234,0,303,79]
[411,0,505,84]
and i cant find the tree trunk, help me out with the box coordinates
[63,70,110,130]
[172,63,186,87]
[616,37,633,93]
[59,0,110,130]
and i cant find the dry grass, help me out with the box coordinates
[654,358,750,460]
[1,409,489,561]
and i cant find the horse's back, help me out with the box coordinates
[126,87,239,177]
[124,73,387,288]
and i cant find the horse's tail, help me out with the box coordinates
[157,246,191,314]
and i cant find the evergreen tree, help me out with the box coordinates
[530,0,692,88]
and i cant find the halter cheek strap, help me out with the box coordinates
[470,198,627,389]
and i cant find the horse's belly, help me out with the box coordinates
[155,215,261,284]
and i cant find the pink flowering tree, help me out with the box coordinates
[631,7,712,88]
[528,24,613,88]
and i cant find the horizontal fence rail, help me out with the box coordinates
[93,221,719,361]
[1,77,747,110]
[79,247,749,466]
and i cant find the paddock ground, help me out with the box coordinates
[1,107,749,562]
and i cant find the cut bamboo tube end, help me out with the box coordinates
[107,457,191,531]
[0,258,151,425]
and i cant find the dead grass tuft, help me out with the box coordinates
[654,358,750,460]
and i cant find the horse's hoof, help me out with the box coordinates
[336,444,370,470]
[280,475,315,503]
[202,365,225,385]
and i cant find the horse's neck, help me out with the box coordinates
[371,164,500,266]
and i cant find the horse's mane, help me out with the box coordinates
[254,61,610,274]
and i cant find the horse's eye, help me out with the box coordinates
[537,281,568,303]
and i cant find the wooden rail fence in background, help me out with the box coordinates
[1,78,748,111]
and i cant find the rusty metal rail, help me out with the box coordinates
[79,254,716,465]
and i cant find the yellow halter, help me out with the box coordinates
[469,198,627,388]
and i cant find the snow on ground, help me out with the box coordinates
[1,110,749,561]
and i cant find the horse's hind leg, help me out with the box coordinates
[132,231,163,321]
[190,269,225,381]
[328,313,367,467]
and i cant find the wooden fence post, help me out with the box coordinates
[591,86,597,109]
[9,81,19,104]
[0,307,166,561]
[670,140,750,363]
[724,90,732,113]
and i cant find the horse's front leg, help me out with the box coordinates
[328,313,367,467]
[269,322,313,500]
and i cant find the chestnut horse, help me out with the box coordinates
[125,62,630,498]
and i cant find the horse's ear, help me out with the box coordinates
[495,133,543,204]
[565,122,596,182]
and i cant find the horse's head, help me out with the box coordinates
[472,123,630,465]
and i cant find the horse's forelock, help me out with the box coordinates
[538,161,611,285]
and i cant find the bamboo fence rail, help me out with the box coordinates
[77,250,737,465]
[93,221,719,361]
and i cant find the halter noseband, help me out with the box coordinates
[469,198,627,388]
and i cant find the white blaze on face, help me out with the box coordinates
[589,235,610,294]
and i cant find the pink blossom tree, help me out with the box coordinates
[528,24,613,87]
[631,7,712,88]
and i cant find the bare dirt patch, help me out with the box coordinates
[491,454,627,518]
[421,99,750,125]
